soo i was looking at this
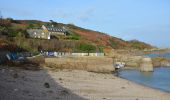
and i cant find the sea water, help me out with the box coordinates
[119,67,170,92]
[145,53,170,58]
[118,53,170,92]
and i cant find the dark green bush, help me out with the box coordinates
[65,31,80,40]
[75,43,96,53]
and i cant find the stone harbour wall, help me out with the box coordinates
[45,57,115,73]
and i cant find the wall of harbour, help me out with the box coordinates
[45,57,114,73]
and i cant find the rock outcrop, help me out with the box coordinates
[152,57,170,67]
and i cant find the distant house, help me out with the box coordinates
[27,25,66,39]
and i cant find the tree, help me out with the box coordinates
[6,18,14,22]
[49,20,58,26]
[49,20,54,23]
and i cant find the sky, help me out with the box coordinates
[0,0,170,48]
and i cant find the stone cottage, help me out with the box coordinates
[27,25,66,39]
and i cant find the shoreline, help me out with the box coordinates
[1,66,170,100]
[116,73,170,92]
[118,74,170,93]
[48,69,170,100]
[118,67,170,93]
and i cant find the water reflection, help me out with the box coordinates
[140,71,153,77]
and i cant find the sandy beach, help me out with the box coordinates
[0,66,170,100]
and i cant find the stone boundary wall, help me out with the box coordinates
[45,57,114,73]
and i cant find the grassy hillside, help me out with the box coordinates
[66,24,153,50]
[0,18,154,53]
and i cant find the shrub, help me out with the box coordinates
[75,43,96,53]
[65,31,80,40]
[109,39,118,48]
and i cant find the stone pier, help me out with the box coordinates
[140,57,153,72]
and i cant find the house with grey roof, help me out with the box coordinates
[27,25,66,39]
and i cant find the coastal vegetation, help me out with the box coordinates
[0,18,154,54]
[74,42,96,53]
